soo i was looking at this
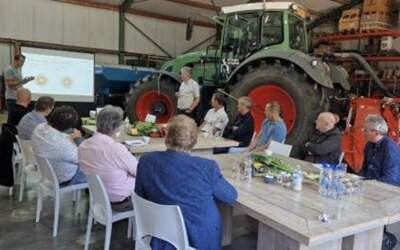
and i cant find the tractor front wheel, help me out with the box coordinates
[126,79,177,123]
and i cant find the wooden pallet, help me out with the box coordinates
[360,22,390,33]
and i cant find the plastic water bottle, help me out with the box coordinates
[330,165,339,199]
[331,164,346,199]
[319,163,332,197]
[292,165,303,191]
[243,153,253,183]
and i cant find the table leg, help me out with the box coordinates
[257,222,342,250]
[342,226,384,250]
[219,204,233,246]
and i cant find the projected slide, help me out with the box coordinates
[21,47,94,102]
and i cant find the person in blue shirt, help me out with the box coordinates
[17,96,54,140]
[248,101,287,151]
[135,115,238,250]
[361,114,400,186]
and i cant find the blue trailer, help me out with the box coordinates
[94,65,154,107]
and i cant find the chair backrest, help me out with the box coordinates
[34,154,60,192]
[132,192,191,250]
[15,136,35,166]
[87,175,112,225]
[269,140,292,157]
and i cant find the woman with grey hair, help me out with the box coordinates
[79,105,138,211]
[361,114,400,187]
[135,115,237,250]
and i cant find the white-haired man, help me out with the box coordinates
[361,114,400,186]
[176,66,200,118]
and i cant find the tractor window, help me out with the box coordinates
[288,14,307,52]
[261,12,283,46]
[222,13,260,61]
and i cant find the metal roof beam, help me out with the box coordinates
[164,0,220,11]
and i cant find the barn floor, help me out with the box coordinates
[0,170,257,250]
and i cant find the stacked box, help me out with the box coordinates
[360,12,391,32]
[362,0,393,14]
[338,9,361,33]
[360,0,393,32]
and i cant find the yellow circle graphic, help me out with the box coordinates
[62,77,73,88]
[35,74,47,86]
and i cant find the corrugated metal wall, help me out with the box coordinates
[0,0,216,67]
[125,14,215,57]
[0,0,119,50]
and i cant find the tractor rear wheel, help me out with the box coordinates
[126,79,177,123]
[228,63,328,154]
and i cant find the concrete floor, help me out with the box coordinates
[0,176,257,250]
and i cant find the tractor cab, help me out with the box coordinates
[214,2,309,81]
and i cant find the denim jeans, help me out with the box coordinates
[61,169,87,186]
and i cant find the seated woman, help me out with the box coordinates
[31,105,86,185]
[79,105,137,211]
[135,115,237,250]
[302,112,342,164]
[200,93,229,137]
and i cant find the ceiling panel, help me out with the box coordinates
[87,0,347,19]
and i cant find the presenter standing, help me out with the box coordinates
[4,54,35,111]
[175,66,200,119]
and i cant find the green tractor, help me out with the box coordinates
[127,2,350,151]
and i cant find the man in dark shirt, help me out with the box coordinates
[7,88,31,127]
[213,96,254,154]
[360,114,400,250]
[361,114,400,186]
[303,112,342,164]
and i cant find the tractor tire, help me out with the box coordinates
[228,63,329,156]
[126,78,177,124]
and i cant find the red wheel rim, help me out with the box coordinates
[135,90,175,123]
[248,85,297,133]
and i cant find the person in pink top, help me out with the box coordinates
[78,105,137,211]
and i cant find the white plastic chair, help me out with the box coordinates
[84,175,135,250]
[15,136,37,202]
[34,154,88,237]
[131,192,195,250]
[9,142,23,196]
[268,140,293,157]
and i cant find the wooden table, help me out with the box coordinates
[82,125,239,157]
[207,153,400,250]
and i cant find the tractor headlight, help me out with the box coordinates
[311,59,318,67]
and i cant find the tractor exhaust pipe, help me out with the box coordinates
[333,52,394,97]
